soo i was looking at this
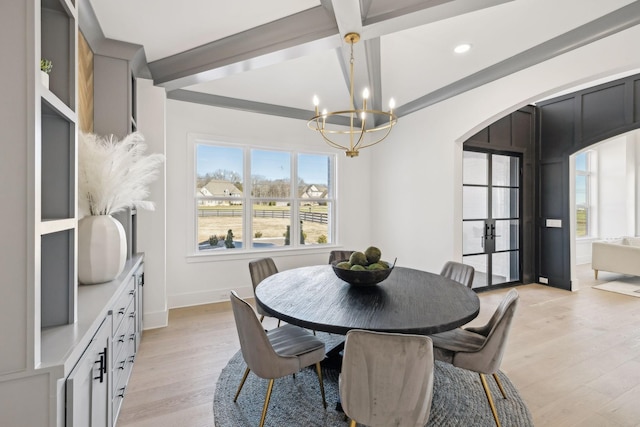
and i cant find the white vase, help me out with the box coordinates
[78,215,127,285]
[40,70,49,89]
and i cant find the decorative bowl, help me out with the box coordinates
[331,259,396,286]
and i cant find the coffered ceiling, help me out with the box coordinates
[87,0,640,119]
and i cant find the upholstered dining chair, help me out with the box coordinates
[230,291,327,427]
[339,329,435,427]
[440,260,475,289]
[430,288,519,427]
[328,250,354,264]
[248,257,279,325]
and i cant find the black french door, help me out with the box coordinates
[462,150,521,288]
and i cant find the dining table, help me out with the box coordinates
[255,264,480,336]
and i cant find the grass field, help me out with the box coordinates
[197,204,329,246]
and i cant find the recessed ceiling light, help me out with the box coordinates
[454,43,471,54]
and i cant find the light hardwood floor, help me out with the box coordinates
[118,266,640,427]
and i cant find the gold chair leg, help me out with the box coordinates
[480,373,501,427]
[315,362,327,409]
[349,420,357,427]
[594,269,598,280]
[259,315,265,323]
[234,367,251,402]
[259,379,275,427]
[492,373,508,399]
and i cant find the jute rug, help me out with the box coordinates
[213,334,533,427]
[593,276,640,298]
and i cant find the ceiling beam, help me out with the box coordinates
[151,0,511,92]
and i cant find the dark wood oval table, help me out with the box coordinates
[255,265,480,336]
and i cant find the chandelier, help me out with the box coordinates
[307,32,397,157]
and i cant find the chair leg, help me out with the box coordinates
[479,373,501,427]
[234,367,251,402]
[594,269,598,280]
[315,362,327,409]
[492,373,508,399]
[259,378,275,427]
[259,315,265,323]
[277,319,281,327]
[349,420,357,427]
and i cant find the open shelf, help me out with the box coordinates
[41,229,75,328]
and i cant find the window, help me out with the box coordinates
[575,151,595,238]
[194,141,335,253]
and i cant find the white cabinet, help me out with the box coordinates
[66,318,111,427]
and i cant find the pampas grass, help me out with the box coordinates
[79,132,164,216]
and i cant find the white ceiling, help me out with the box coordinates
[88,0,639,114]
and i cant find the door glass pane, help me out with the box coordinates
[492,188,518,219]
[492,155,519,186]
[463,187,488,219]
[492,251,519,284]
[463,221,485,255]
[463,151,488,185]
[462,254,487,288]
[495,220,519,251]
[197,202,243,251]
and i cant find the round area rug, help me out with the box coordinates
[214,334,533,427]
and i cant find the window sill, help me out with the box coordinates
[185,244,344,263]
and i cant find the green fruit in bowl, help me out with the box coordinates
[349,251,368,266]
[367,263,386,271]
[350,264,366,271]
[365,246,382,264]
[378,260,390,268]
[336,261,352,270]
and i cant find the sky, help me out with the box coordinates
[197,145,330,184]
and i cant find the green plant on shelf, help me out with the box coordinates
[40,59,53,73]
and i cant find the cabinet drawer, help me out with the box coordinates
[112,337,135,425]
[111,306,135,370]
[111,277,136,336]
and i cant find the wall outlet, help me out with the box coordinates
[539,277,549,284]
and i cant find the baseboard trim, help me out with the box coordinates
[143,310,169,330]
[168,286,253,309]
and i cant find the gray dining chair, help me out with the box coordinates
[440,260,475,289]
[430,288,519,427]
[339,329,435,427]
[248,257,280,325]
[328,250,354,264]
[230,291,327,427]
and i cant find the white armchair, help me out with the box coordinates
[592,237,640,279]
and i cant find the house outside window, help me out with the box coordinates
[194,141,335,253]
[575,151,596,238]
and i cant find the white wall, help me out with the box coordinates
[371,25,640,277]
[165,101,372,307]
[136,78,168,328]
[149,24,640,312]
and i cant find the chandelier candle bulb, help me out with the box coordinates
[307,32,397,158]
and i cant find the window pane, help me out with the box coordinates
[463,151,488,185]
[576,206,588,237]
[575,152,587,172]
[252,202,291,248]
[463,187,487,219]
[251,150,291,198]
[197,203,243,251]
[492,251,519,284]
[492,188,518,219]
[196,145,243,197]
[575,175,587,205]
[298,154,331,199]
[299,202,331,245]
[492,155,519,187]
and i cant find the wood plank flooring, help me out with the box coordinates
[118,266,640,427]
